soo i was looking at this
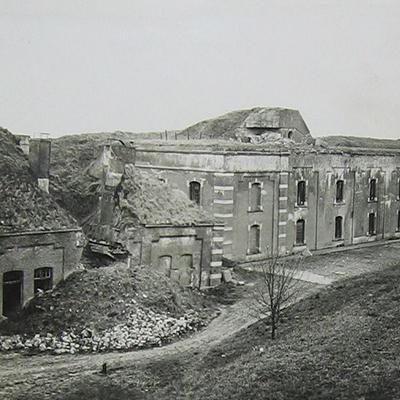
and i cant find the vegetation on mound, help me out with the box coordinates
[50,136,105,221]
[0,263,218,353]
[60,264,400,400]
[0,127,78,233]
[317,135,400,150]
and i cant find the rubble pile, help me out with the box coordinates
[0,263,216,354]
[0,304,204,354]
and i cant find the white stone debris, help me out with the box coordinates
[0,307,205,354]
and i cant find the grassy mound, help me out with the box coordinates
[0,127,78,233]
[317,135,400,150]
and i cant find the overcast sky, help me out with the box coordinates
[0,0,399,138]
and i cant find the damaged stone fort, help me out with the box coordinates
[2,106,400,318]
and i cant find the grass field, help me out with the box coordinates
[59,263,400,400]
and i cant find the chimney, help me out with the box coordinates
[28,138,51,193]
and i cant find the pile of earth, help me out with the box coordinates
[0,127,78,233]
[0,263,218,354]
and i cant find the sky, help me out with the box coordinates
[0,0,399,138]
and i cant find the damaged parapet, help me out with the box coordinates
[97,141,136,242]
[28,138,51,193]
[86,141,222,288]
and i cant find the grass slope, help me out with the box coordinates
[0,127,78,233]
[318,135,400,150]
[60,264,400,400]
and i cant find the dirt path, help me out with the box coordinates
[2,242,400,398]
[0,293,265,397]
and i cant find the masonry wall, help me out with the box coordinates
[125,224,222,288]
[0,229,84,317]
[286,152,400,253]
[134,145,400,263]
[135,147,287,264]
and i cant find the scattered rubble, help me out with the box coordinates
[0,305,206,354]
[0,263,217,355]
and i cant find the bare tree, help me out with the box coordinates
[252,255,303,339]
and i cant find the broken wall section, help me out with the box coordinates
[87,143,223,288]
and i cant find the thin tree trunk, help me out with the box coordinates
[271,316,276,340]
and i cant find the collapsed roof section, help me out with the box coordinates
[116,164,215,226]
[0,128,78,234]
[48,138,215,242]
[84,163,215,243]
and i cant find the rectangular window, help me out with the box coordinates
[296,219,305,245]
[250,183,262,211]
[297,181,306,206]
[34,267,53,293]
[397,211,400,232]
[335,216,343,239]
[189,181,201,205]
[368,213,376,235]
[369,179,377,201]
[336,180,344,203]
[249,225,261,254]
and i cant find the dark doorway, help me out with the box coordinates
[2,271,23,317]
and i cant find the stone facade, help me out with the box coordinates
[126,224,223,288]
[286,151,400,253]
[0,229,84,317]
[133,143,400,262]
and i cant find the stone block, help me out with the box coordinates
[222,269,233,282]
[209,273,222,286]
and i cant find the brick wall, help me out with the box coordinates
[0,229,83,317]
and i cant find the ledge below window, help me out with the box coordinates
[333,201,345,206]
[292,244,307,253]
[247,208,263,213]
[295,203,308,209]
